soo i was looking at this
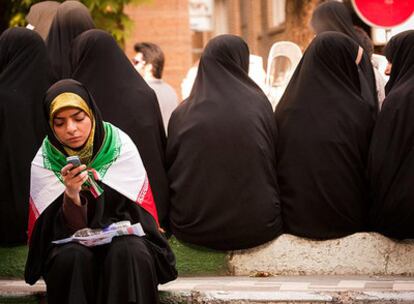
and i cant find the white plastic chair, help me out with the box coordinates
[265,41,302,110]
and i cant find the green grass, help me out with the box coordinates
[0,237,229,279]
[0,246,27,279]
[170,237,229,276]
[0,296,41,304]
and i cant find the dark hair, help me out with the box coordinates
[134,42,165,79]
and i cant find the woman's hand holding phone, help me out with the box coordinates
[61,163,88,206]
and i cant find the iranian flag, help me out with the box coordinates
[28,122,159,240]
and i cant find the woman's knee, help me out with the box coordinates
[106,236,153,265]
[50,243,94,270]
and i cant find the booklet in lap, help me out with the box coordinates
[52,221,145,247]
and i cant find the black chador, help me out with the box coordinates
[368,30,414,239]
[166,34,283,250]
[46,0,94,82]
[311,0,378,115]
[0,28,50,245]
[275,32,374,239]
[71,29,170,230]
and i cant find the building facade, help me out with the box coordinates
[124,0,324,99]
[124,0,193,100]
[125,0,390,99]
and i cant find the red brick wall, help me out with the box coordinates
[124,0,193,100]
[123,0,320,96]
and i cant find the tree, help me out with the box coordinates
[1,0,148,46]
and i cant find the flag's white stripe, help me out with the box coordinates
[30,150,65,215]
[102,128,145,201]
[30,127,146,217]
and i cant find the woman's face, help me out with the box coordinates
[355,46,363,65]
[52,107,92,149]
[384,62,392,76]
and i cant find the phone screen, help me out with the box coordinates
[66,156,81,167]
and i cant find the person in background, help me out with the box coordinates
[47,0,94,82]
[0,27,50,245]
[181,56,267,101]
[368,30,414,240]
[71,30,170,231]
[310,0,378,116]
[354,26,386,109]
[248,54,267,93]
[25,1,59,40]
[180,61,199,100]
[167,35,283,250]
[25,79,177,304]
[133,42,178,133]
[275,32,374,239]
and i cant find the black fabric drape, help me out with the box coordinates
[0,28,50,245]
[368,31,414,239]
[311,0,378,115]
[46,1,94,82]
[44,236,160,304]
[25,1,60,40]
[383,30,414,95]
[26,186,177,303]
[275,32,374,239]
[71,29,170,230]
[166,34,282,250]
[25,80,177,302]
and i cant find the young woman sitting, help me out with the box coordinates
[25,79,177,304]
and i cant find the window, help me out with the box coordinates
[267,0,286,30]
[214,0,229,35]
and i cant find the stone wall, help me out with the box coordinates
[229,233,414,276]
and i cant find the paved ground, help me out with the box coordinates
[2,276,414,303]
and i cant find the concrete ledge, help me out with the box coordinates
[2,277,414,304]
[159,290,414,303]
[228,233,414,276]
[159,276,414,303]
[0,280,45,298]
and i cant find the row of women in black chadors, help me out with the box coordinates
[168,30,414,246]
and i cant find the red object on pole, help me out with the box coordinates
[352,0,414,28]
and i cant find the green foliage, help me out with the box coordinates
[5,0,150,46]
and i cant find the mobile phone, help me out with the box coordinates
[66,156,81,168]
